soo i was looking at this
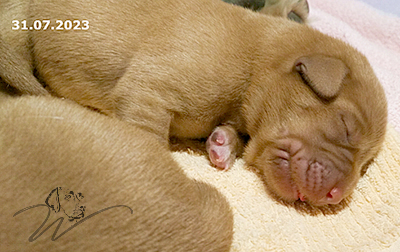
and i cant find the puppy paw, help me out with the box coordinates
[206,125,243,170]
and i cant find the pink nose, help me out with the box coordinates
[315,187,343,205]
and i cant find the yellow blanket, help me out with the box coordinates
[174,125,400,251]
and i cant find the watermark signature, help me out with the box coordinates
[14,187,133,242]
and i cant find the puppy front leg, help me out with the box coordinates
[206,125,244,170]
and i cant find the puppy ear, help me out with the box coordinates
[295,55,348,100]
[45,187,61,213]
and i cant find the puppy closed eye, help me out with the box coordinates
[288,11,303,23]
[341,115,350,143]
[340,113,362,146]
[325,114,353,146]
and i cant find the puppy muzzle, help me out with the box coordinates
[273,138,349,205]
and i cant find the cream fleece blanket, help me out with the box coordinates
[175,125,400,251]
[174,0,400,251]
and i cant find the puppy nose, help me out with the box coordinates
[316,187,343,205]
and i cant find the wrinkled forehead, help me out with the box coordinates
[283,92,386,164]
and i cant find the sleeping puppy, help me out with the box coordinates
[259,0,309,23]
[222,0,309,23]
[0,95,233,251]
[0,0,307,96]
[0,0,387,206]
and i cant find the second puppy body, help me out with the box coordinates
[1,0,388,206]
[222,0,309,23]
[0,95,233,251]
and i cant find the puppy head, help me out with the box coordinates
[45,187,86,221]
[243,29,387,206]
[259,0,309,24]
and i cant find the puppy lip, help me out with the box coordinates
[289,184,307,202]
[291,179,308,202]
[297,191,306,201]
